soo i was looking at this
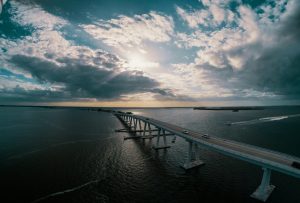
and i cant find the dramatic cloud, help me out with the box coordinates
[0,1,175,103]
[172,0,300,100]
[9,54,162,100]
[0,0,300,105]
[176,1,234,28]
[236,0,300,97]
[82,11,174,48]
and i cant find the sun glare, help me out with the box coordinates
[126,52,159,70]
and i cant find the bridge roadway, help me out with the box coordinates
[115,113,300,201]
[131,114,300,177]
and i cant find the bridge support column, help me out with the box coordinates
[129,116,133,128]
[123,117,142,140]
[181,141,204,170]
[142,121,147,137]
[133,118,137,131]
[141,122,154,139]
[251,167,275,202]
[152,129,171,150]
[138,120,142,135]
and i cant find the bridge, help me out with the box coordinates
[114,112,300,202]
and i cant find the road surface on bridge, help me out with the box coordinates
[126,114,300,178]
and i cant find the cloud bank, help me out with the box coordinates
[0,0,300,105]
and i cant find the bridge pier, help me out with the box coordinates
[181,141,204,170]
[121,116,143,140]
[152,129,171,150]
[251,167,275,202]
[141,122,154,139]
[129,116,133,128]
[133,118,137,131]
[138,120,142,135]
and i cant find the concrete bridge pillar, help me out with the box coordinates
[142,122,154,139]
[129,116,133,128]
[142,121,147,137]
[148,123,152,136]
[181,140,204,170]
[251,167,275,202]
[133,118,137,131]
[152,129,170,150]
[138,120,142,134]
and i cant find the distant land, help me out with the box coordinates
[1,104,300,110]
[193,106,265,112]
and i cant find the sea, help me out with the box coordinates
[0,106,300,203]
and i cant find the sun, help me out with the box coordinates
[126,52,159,70]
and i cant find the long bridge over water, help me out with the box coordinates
[114,112,300,202]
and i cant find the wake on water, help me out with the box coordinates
[31,177,109,203]
[226,114,300,126]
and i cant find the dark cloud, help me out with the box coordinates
[237,44,300,98]
[235,2,300,99]
[0,86,66,103]
[277,1,300,41]
[193,1,300,100]
[8,54,164,101]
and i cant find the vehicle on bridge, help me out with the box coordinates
[202,134,210,139]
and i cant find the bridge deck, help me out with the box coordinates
[118,114,300,179]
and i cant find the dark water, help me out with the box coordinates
[0,106,300,203]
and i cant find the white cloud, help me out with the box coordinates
[0,2,129,73]
[258,0,288,25]
[176,6,210,28]
[175,3,263,70]
[196,50,227,68]
[201,0,234,7]
[171,63,235,99]
[81,11,174,48]
[176,1,235,28]
[227,55,244,70]
[10,1,67,30]
[209,4,225,24]
[238,5,260,43]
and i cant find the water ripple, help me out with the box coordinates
[31,178,109,203]
[7,135,118,160]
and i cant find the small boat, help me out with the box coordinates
[182,130,189,134]
[225,122,232,126]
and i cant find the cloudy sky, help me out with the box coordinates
[0,0,299,107]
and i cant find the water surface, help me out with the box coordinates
[0,106,300,203]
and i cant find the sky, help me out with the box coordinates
[0,0,300,107]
